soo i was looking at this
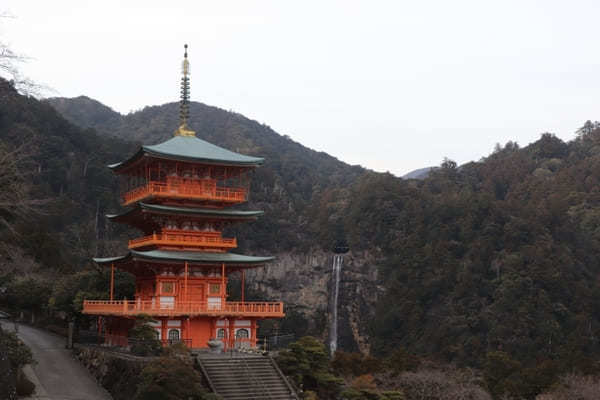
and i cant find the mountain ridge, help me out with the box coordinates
[46,96,362,172]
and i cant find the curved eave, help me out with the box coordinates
[93,255,129,264]
[142,149,264,167]
[106,203,264,222]
[131,250,274,265]
[93,250,274,268]
[109,136,264,172]
[108,161,124,169]
[139,203,264,218]
[109,153,264,172]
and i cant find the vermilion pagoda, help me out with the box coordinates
[82,45,284,349]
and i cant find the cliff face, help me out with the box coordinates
[247,249,382,354]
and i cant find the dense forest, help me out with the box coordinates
[49,95,600,397]
[2,76,600,398]
[0,78,139,322]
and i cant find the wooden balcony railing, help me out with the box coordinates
[82,300,285,318]
[128,231,237,250]
[122,180,247,206]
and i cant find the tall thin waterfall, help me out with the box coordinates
[330,254,343,355]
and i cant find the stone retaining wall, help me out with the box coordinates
[73,345,153,400]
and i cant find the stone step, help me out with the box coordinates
[204,362,273,367]
[217,388,292,394]
[197,354,298,400]
[212,383,289,391]
[207,370,283,377]
[225,396,293,398]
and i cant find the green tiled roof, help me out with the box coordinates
[132,250,273,264]
[107,203,263,221]
[93,250,274,266]
[92,255,128,264]
[110,136,264,170]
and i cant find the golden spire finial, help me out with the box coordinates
[175,44,196,137]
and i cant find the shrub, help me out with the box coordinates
[392,369,491,400]
[537,374,600,400]
[385,348,420,374]
[0,328,33,369]
[0,348,16,400]
[0,326,34,400]
[161,341,190,358]
[276,336,343,399]
[133,357,216,400]
[332,351,382,377]
[128,315,161,357]
[352,374,377,391]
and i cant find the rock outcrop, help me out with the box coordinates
[247,249,382,354]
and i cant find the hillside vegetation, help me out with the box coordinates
[0,83,597,398]
[0,78,138,326]
[48,96,600,397]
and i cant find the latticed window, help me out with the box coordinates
[217,328,226,339]
[236,329,249,339]
[168,329,180,341]
[162,282,174,294]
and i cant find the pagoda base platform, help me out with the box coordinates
[99,314,262,350]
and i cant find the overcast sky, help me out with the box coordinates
[2,1,599,176]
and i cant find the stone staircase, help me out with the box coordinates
[196,353,299,400]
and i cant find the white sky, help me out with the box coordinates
[2,1,600,176]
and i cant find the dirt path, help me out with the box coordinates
[1,321,112,400]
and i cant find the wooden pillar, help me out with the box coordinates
[211,319,217,341]
[221,263,226,304]
[228,318,235,350]
[155,273,160,310]
[184,261,189,302]
[251,319,257,347]
[241,269,245,303]
[110,263,114,301]
[161,319,167,345]
[187,318,192,347]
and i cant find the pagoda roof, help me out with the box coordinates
[93,250,274,268]
[107,202,264,222]
[109,136,264,171]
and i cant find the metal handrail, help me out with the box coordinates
[241,356,275,400]
[269,354,300,400]
[196,357,218,394]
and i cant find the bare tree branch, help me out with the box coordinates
[0,15,53,97]
[0,139,53,235]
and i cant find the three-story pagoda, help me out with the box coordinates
[82,45,284,350]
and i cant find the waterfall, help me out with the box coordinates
[330,254,343,355]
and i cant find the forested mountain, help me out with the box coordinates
[48,96,366,252]
[1,83,599,398]
[401,166,435,180]
[0,80,138,269]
